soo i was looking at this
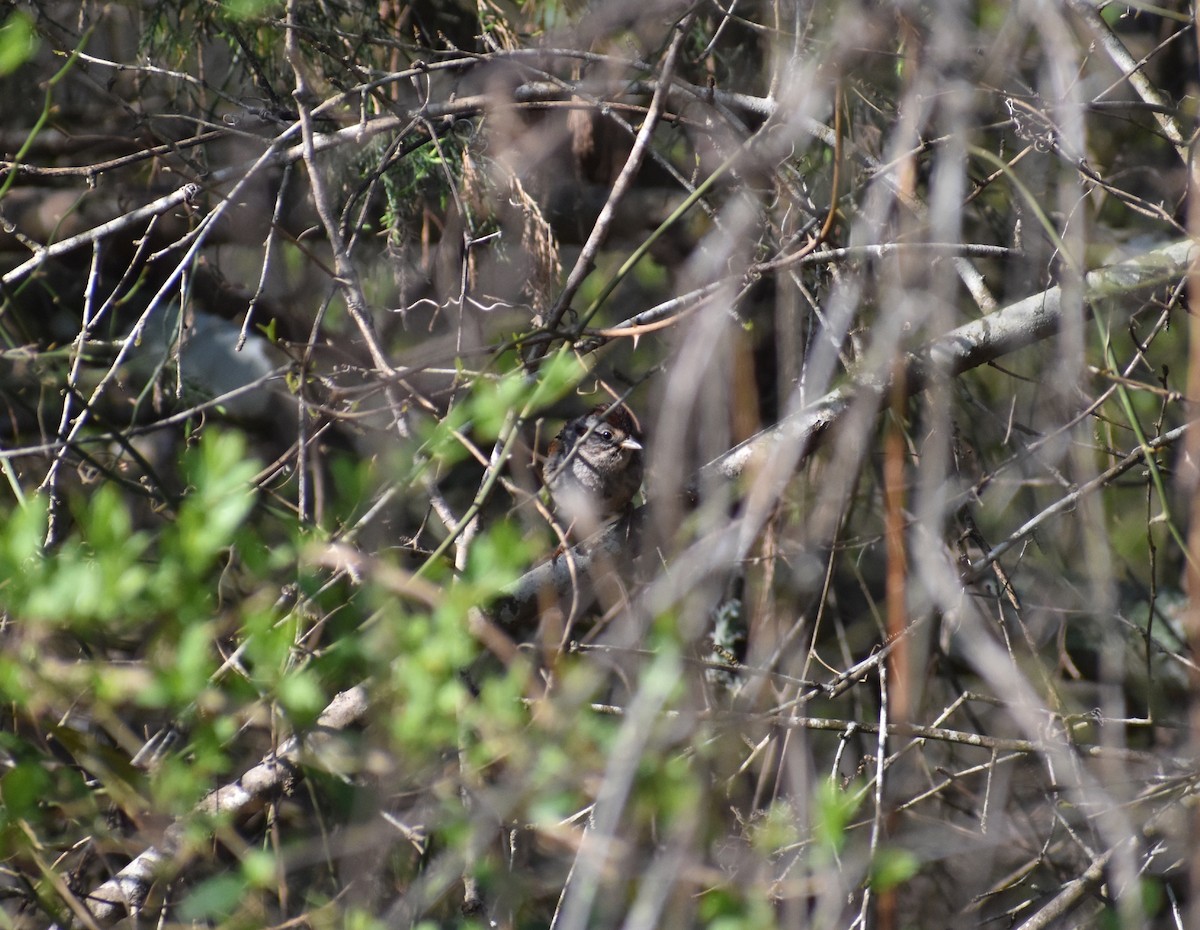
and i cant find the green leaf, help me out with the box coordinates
[241,849,278,889]
[461,520,535,596]
[869,847,920,891]
[0,11,38,77]
[168,432,259,574]
[529,347,587,409]
[257,317,278,343]
[178,874,246,921]
[144,622,216,707]
[221,0,282,19]
[813,778,863,857]
[0,761,52,820]
[0,493,46,583]
[275,670,325,724]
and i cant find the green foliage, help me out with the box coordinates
[370,520,538,760]
[0,759,54,822]
[813,778,864,859]
[0,431,324,829]
[0,10,37,76]
[697,886,780,930]
[0,434,260,642]
[346,911,391,930]
[369,124,474,246]
[414,348,587,476]
[179,873,248,922]
[749,800,801,856]
[869,847,920,891]
[221,0,283,19]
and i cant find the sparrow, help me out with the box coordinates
[543,404,645,528]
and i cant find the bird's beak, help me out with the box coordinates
[621,437,643,451]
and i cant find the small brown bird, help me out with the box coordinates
[543,404,644,529]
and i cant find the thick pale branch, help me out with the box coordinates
[56,686,369,927]
[711,237,1194,481]
[495,238,1196,628]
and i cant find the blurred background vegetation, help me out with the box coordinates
[1,0,1199,927]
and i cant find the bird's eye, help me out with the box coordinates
[599,429,614,442]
